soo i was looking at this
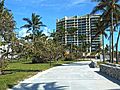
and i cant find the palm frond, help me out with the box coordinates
[91,5,105,14]
[108,34,111,40]
[26,28,32,33]
[21,24,31,28]
[103,32,108,38]
[116,4,120,9]
[23,18,32,25]
[22,13,46,35]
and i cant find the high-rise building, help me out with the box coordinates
[56,14,102,53]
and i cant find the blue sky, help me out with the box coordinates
[5,0,120,50]
[5,0,97,35]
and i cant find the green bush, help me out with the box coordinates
[64,57,73,61]
[64,53,75,61]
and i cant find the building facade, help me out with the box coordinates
[56,14,102,53]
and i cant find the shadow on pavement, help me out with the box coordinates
[11,82,68,90]
[108,89,120,90]
[95,71,120,86]
[62,62,90,66]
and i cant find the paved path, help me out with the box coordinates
[9,61,120,90]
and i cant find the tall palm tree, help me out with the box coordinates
[21,13,46,42]
[67,27,78,53]
[92,20,108,62]
[91,0,120,63]
[79,35,86,52]
[57,26,66,44]
[50,30,62,43]
[21,13,46,54]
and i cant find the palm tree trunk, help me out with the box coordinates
[33,28,36,55]
[71,43,72,53]
[116,45,118,64]
[116,30,120,64]
[111,10,114,63]
[102,34,105,62]
[109,33,112,63]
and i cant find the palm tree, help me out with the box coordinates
[21,13,46,42]
[91,0,120,63]
[67,27,78,53]
[79,35,86,52]
[57,26,66,44]
[21,13,46,54]
[35,30,46,39]
[50,30,61,43]
[93,21,108,62]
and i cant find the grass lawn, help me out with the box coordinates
[0,60,75,90]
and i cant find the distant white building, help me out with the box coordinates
[56,14,102,53]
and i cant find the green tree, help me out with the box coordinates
[21,13,46,58]
[93,21,108,62]
[79,35,86,52]
[91,0,120,63]
[0,0,16,74]
[21,13,45,43]
[57,26,66,44]
[67,27,78,53]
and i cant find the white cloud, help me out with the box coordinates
[43,27,51,36]
[36,0,90,9]
[66,0,89,7]
[13,0,91,11]
[18,27,51,37]
[19,28,30,37]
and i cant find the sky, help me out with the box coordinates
[5,0,120,50]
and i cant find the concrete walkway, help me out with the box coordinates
[9,61,120,90]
